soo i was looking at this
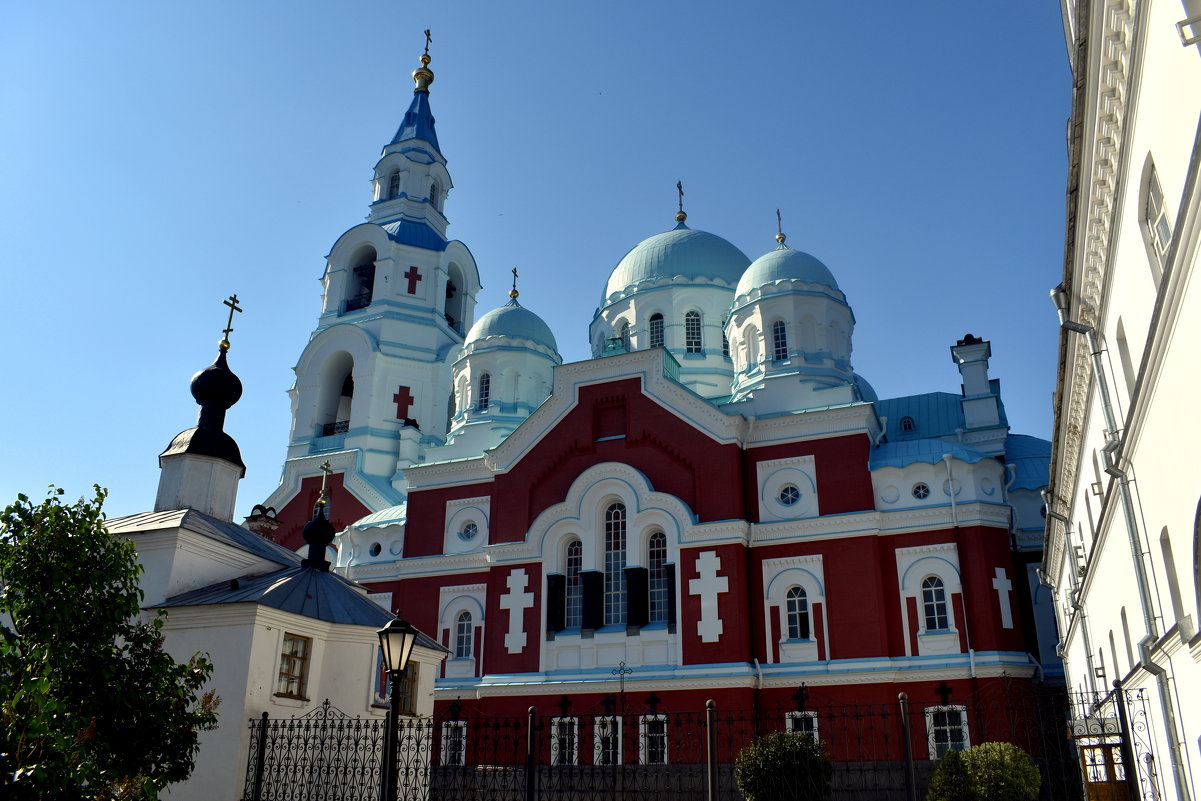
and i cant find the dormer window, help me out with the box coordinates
[900,416,915,433]
[388,171,401,200]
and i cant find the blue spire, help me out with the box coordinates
[391,90,440,151]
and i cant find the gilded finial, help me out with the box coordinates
[220,294,243,351]
[510,267,520,299]
[775,209,787,245]
[317,461,332,506]
[675,180,686,223]
[413,29,434,92]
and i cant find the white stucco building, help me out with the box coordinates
[1044,0,1201,798]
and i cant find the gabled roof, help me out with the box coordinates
[107,508,300,568]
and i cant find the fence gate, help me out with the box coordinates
[1067,688,1159,801]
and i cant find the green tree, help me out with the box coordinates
[0,487,219,800]
[926,741,1041,801]
[735,731,833,801]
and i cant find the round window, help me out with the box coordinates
[458,521,479,541]
[369,542,382,557]
[778,485,801,506]
[912,482,931,500]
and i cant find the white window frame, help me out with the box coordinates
[603,503,627,627]
[684,311,702,354]
[925,705,969,759]
[276,632,311,699]
[648,313,664,349]
[593,716,622,765]
[772,320,788,361]
[785,711,818,738]
[550,716,579,766]
[639,715,669,765]
[441,721,467,766]
[454,611,473,659]
[476,373,490,412]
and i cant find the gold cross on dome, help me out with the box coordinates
[221,294,242,345]
[318,461,332,504]
[423,29,432,56]
[510,266,519,299]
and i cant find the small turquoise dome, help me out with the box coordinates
[603,223,750,302]
[465,299,558,351]
[735,246,839,299]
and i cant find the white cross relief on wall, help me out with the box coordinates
[500,568,535,653]
[992,567,1014,629]
[689,550,729,643]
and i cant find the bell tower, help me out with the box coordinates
[263,35,481,551]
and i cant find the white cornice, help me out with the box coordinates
[751,502,1009,544]
[744,404,877,448]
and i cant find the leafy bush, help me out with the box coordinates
[735,731,833,801]
[926,741,1041,801]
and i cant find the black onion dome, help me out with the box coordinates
[190,349,243,409]
[301,504,336,570]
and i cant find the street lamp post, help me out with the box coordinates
[378,616,419,801]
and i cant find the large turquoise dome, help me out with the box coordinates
[603,222,750,303]
[465,299,558,351]
[735,246,839,299]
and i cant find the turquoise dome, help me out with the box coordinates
[735,246,839,299]
[465,299,558,351]
[603,223,750,302]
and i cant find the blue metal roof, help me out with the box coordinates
[380,219,448,251]
[874,393,965,440]
[1005,434,1051,491]
[735,246,840,297]
[107,508,301,568]
[870,439,990,470]
[603,223,750,302]
[465,299,559,351]
[391,91,439,151]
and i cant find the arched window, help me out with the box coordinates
[476,373,490,412]
[565,539,583,629]
[430,182,441,210]
[648,531,667,623]
[684,311,702,354]
[900,416,916,433]
[786,586,810,640]
[619,322,631,352]
[388,171,401,199]
[922,576,949,630]
[721,316,730,357]
[648,314,664,349]
[1142,162,1172,282]
[603,503,627,626]
[454,611,472,659]
[772,321,788,361]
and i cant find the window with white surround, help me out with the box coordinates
[640,715,668,764]
[772,320,788,361]
[925,706,969,758]
[388,170,401,199]
[594,716,622,765]
[786,586,810,640]
[454,611,473,659]
[619,322,631,352]
[276,633,311,698]
[441,721,467,765]
[551,717,578,765]
[649,313,664,349]
[565,538,583,628]
[786,711,818,738]
[922,576,949,630]
[684,311,702,354]
[648,531,668,623]
[603,503,627,626]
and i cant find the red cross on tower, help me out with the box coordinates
[404,266,423,295]
[393,385,415,420]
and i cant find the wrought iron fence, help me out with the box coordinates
[1066,686,1159,801]
[243,682,1149,801]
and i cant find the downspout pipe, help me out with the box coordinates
[1049,286,1192,801]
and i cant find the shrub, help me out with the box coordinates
[735,732,833,801]
[926,741,1041,801]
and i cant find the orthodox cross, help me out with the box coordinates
[318,460,332,503]
[392,385,415,421]
[221,294,242,346]
[556,695,573,717]
[510,267,519,299]
[644,692,661,713]
[612,661,633,716]
[791,684,809,712]
[934,681,953,706]
[776,208,787,245]
[423,29,432,56]
[676,180,684,214]
[404,266,423,295]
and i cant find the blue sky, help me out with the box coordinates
[0,2,1071,520]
